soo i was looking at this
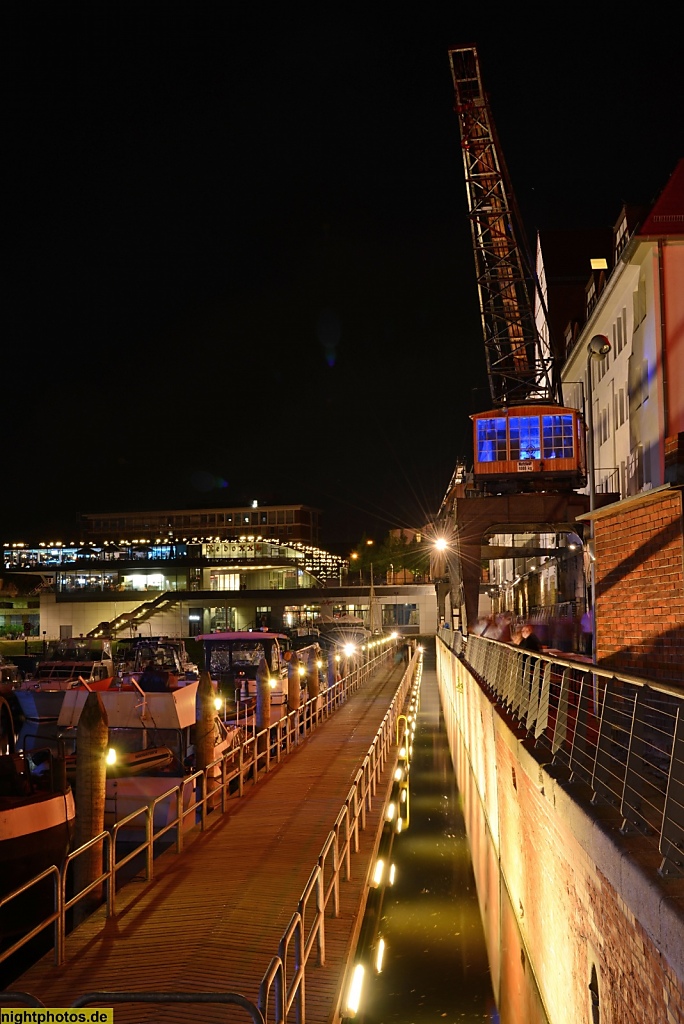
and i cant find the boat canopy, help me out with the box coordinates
[57,681,199,731]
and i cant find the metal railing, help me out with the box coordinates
[0,644,393,968]
[3,646,419,1023]
[258,651,416,1023]
[437,627,684,876]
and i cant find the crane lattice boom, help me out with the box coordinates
[448,45,559,407]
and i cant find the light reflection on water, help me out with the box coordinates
[357,643,548,1024]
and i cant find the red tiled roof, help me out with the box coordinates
[638,159,684,236]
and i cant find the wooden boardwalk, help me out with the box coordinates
[8,659,409,1022]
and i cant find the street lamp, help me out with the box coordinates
[586,334,611,664]
[431,535,457,630]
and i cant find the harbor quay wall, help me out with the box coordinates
[436,638,684,1024]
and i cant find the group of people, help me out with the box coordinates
[472,612,543,652]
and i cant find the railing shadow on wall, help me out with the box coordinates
[2,644,420,1024]
[437,626,684,879]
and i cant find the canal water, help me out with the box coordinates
[354,642,549,1024]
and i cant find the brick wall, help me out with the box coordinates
[665,432,684,484]
[594,486,684,685]
[437,639,684,1024]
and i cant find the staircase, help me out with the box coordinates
[87,592,180,638]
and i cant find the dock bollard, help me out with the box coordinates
[309,655,321,722]
[196,672,216,812]
[287,654,301,712]
[74,691,108,920]
[256,656,271,767]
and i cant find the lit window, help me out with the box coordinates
[476,418,507,462]
[541,415,573,459]
[509,416,540,461]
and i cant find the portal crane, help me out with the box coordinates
[447,44,586,495]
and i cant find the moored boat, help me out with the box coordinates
[57,680,240,831]
[13,638,116,723]
[0,696,76,943]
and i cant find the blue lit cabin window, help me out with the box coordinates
[542,414,574,459]
[477,418,507,462]
[509,416,541,460]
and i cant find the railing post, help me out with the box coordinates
[107,830,115,918]
[364,754,371,811]
[199,772,207,832]
[220,755,227,814]
[294,914,306,1023]
[56,866,64,966]
[176,786,183,853]
[316,867,326,965]
[145,805,153,880]
[342,803,351,878]
[358,770,366,832]
[330,826,341,916]
[277,719,284,764]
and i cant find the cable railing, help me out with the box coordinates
[0,643,395,971]
[437,627,684,877]
[2,643,417,1022]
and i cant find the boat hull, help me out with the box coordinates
[0,789,76,942]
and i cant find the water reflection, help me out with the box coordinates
[356,642,548,1024]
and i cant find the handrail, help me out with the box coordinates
[71,992,265,1021]
[258,649,419,1023]
[438,628,684,877]
[0,866,60,965]
[4,644,419,1023]
[258,956,284,1024]
[278,911,305,1022]
[61,829,113,952]
[1,643,398,977]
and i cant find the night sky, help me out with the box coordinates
[4,9,681,549]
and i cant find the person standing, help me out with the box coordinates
[580,608,593,656]
[518,624,542,653]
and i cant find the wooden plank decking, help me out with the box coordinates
[7,659,408,1022]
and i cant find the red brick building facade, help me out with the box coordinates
[589,484,684,686]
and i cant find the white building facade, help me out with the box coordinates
[555,161,684,501]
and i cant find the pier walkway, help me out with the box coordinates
[6,656,411,1023]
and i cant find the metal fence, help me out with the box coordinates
[2,642,417,1022]
[437,627,684,877]
[259,656,415,1023]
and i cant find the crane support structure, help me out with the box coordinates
[448,45,561,407]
